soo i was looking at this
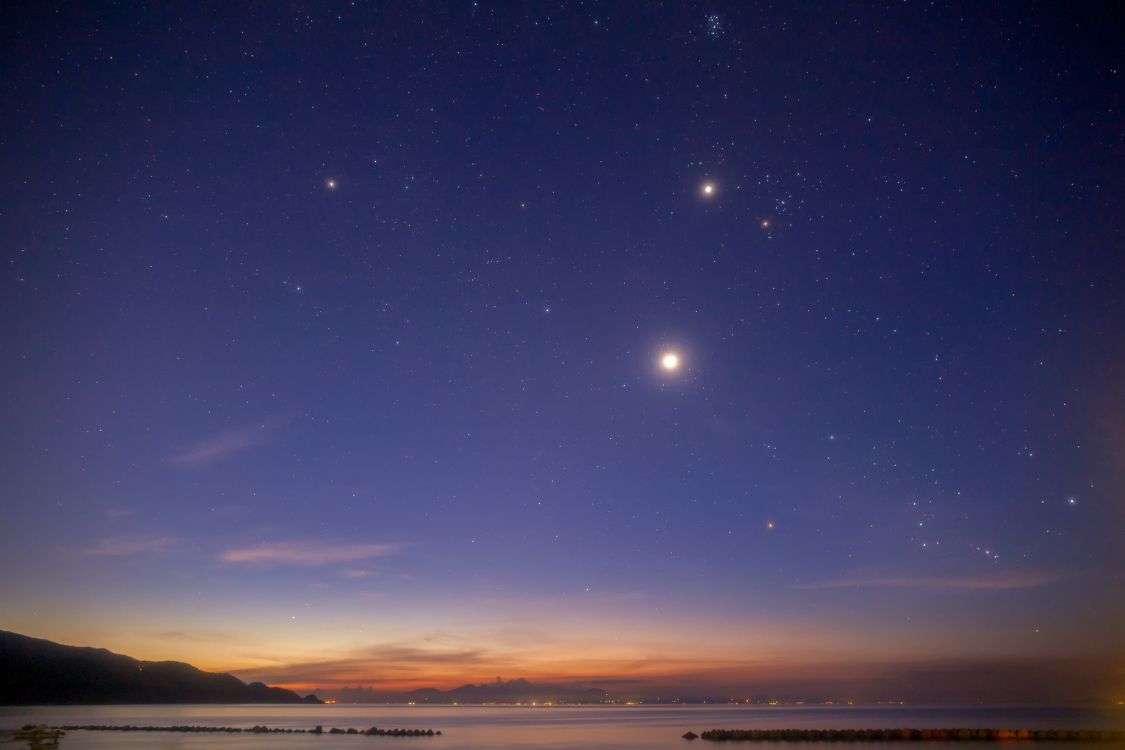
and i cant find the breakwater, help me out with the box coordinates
[689,728,1125,742]
[36,723,441,737]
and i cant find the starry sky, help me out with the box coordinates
[1,2,1123,704]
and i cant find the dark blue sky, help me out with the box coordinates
[1,2,1122,703]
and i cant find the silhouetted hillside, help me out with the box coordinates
[0,630,321,705]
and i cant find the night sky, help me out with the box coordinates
[2,2,1123,704]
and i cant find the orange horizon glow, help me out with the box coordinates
[250,651,1125,706]
[6,615,1122,704]
[7,573,1123,704]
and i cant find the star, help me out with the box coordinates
[325,178,337,190]
[701,182,716,197]
[660,352,681,371]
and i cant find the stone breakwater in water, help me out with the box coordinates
[35,724,441,737]
[687,729,1125,742]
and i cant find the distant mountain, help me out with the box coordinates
[320,678,608,704]
[0,630,321,705]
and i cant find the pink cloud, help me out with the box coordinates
[85,534,175,557]
[220,540,401,566]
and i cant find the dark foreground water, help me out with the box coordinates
[2,705,1123,750]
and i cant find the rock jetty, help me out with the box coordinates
[43,723,441,737]
[694,728,1125,742]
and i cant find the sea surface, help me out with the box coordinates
[2,705,1123,750]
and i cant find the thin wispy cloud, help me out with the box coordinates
[168,424,270,467]
[796,570,1061,591]
[220,540,401,566]
[85,534,176,557]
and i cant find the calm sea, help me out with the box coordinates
[2,705,1123,750]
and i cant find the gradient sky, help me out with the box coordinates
[1,2,1123,704]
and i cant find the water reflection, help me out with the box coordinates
[0,706,1122,750]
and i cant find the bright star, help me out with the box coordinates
[660,352,681,371]
[701,182,716,197]
[326,179,337,189]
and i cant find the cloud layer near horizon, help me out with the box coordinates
[228,641,1124,705]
